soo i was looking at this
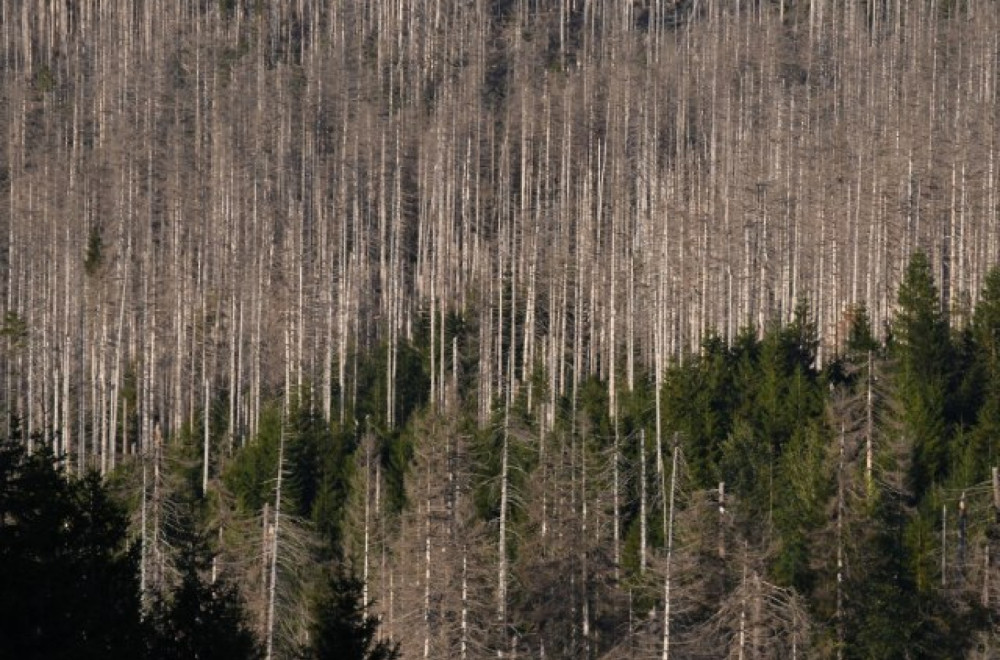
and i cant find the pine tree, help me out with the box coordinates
[306,566,400,660]
[148,496,263,660]
[0,437,147,658]
[969,266,1000,472]
[892,251,953,496]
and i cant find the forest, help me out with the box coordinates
[3,0,1000,657]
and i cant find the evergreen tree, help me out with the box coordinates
[846,304,880,357]
[662,334,736,487]
[841,488,923,658]
[305,566,400,660]
[969,266,1000,471]
[0,438,148,658]
[285,395,354,551]
[148,498,263,660]
[891,251,953,496]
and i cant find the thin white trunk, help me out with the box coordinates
[613,421,620,582]
[152,425,163,594]
[265,425,285,660]
[140,457,148,605]
[719,481,726,559]
[261,501,271,614]
[363,438,371,605]
[640,429,647,574]
[738,559,748,660]
[983,544,991,608]
[837,424,845,658]
[941,504,947,588]
[498,417,510,655]
[424,495,432,659]
[662,444,678,660]
[203,377,210,494]
[461,545,469,660]
[866,351,874,497]
[109,268,127,471]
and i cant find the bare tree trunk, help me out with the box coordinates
[498,415,510,656]
[424,493,432,659]
[866,351,874,497]
[265,424,285,660]
[140,454,148,606]
[640,429,647,575]
[363,434,372,605]
[837,424,845,659]
[613,420,621,583]
[462,544,469,660]
[203,377,210,494]
[151,425,164,596]
[662,444,678,660]
[942,505,948,588]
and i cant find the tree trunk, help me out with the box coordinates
[265,424,285,660]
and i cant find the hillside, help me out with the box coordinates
[3,0,1000,657]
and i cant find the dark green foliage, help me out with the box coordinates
[286,394,354,550]
[353,337,429,433]
[350,336,430,512]
[34,64,56,93]
[973,266,1000,373]
[778,298,821,372]
[664,303,826,536]
[13,247,1000,657]
[841,493,923,658]
[969,266,1000,472]
[892,251,953,496]
[846,303,880,356]
[225,402,283,512]
[444,310,481,407]
[392,339,431,428]
[0,434,265,659]
[0,439,148,658]
[84,225,104,276]
[772,421,832,592]
[225,396,355,552]
[304,567,399,660]
[471,401,537,526]
[150,568,262,660]
[374,429,412,515]
[148,498,262,660]
[662,333,736,487]
[841,488,984,659]
[0,310,28,346]
[577,375,612,438]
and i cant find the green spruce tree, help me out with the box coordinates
[891,251,953,497]
[305,566,400,660]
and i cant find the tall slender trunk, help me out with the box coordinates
[461,544,469,660]
[363,436,372,605]
[424,492,432,659]
[865,351,874,496]
[640,429,647,574]
[151,425,163,595]
[265,424,285,660]
[497,415,510,656]
[613,420,620,582]
[837,424,845,658]
[662,444,678,660]
[203,377,210,494]
[140,456,148,606]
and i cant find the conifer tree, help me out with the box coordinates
[0,438,147,658]
[306,567,400,660]
[892,251,953,496]
[148,498,262,660]
[970,267,1000,471]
